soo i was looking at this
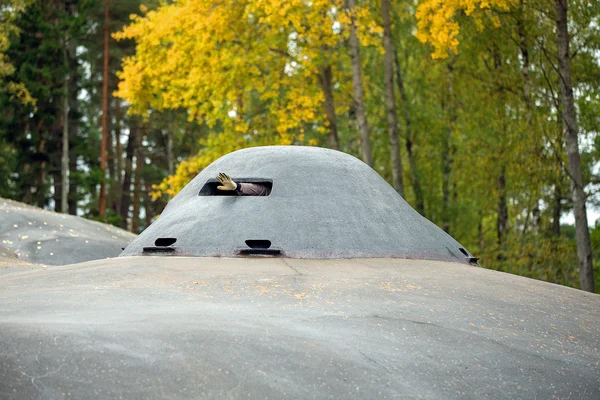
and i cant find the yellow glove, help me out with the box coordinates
[216,173,237,191]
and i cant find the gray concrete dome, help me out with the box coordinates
[121,146,475,263]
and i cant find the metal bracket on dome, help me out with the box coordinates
[237,248,282,256]
[143,246,176,253]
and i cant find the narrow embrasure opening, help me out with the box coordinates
[155,238,177,246]
[198,179,273,196]
[245,240,271,249]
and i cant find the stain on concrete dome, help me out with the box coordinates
[121,146,476,263]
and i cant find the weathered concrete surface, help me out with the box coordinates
[122,146,476,263]
[1,256,598,399]
[0,198,136,265]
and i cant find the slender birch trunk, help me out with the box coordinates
[347,0,372,166]
[317,65,339,150]
[555,0,594,292]
[381,0,404,196]
[132,145,142,233]
[119,122,137,229]
[394,52,423,212]
[99,0,110,216]
[441,63,455,234]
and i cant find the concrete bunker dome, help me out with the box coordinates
[121,146,476,263]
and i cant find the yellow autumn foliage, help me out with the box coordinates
[116,0,385,199]
[1,0,35,106]
[416,0,517,58]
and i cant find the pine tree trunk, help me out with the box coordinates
[37,138,47,208]
[317,65,339,150]
[52,170,62,212]
[98,0,110,217]
[347,0,372,166]
[381,0,404,196]
[23,163,32,204]
[107,108,115,182]
[68,153,78,215]
[67,42,79,215]
[115,99,123,183]
[119,122,137,229]
[50,102,63,211]
[394,52,423,213]
[61,36,69,213]
[555,0,594,291]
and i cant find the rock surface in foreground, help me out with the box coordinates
[1,256,598,399]
[0,198,136,265]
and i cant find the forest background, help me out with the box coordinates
[1,0,599,292]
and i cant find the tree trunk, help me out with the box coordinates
[143,180,153,227]
[497,166,509,245]
[68,152,78,214]
[441,125,451,234]
[119,122,137,229]
[106,100,117,213]
[394,52,423,213]
[61,36,69,213]
[98,0,110,217]
[555,0,594,292]
[50,100,63,211]
[115,98,123,183]
[23,163,32,204]
[347,0,372,166]
[517,0,532,115]
[67,41,79,215]
[131,127,144,233]
[37,138,47,208]
[107,108,115,182]
[552,184,562,237]
[317,65,339,150]
[478,211,485,252]
[441,63,455,234]
[381,0,404,196]
[52,170,62,212]
[132,149,142,233]
[109,97,123,215]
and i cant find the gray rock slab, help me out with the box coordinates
[1,256,598,399]
[121,146,476,263]
[0,198,136,265]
